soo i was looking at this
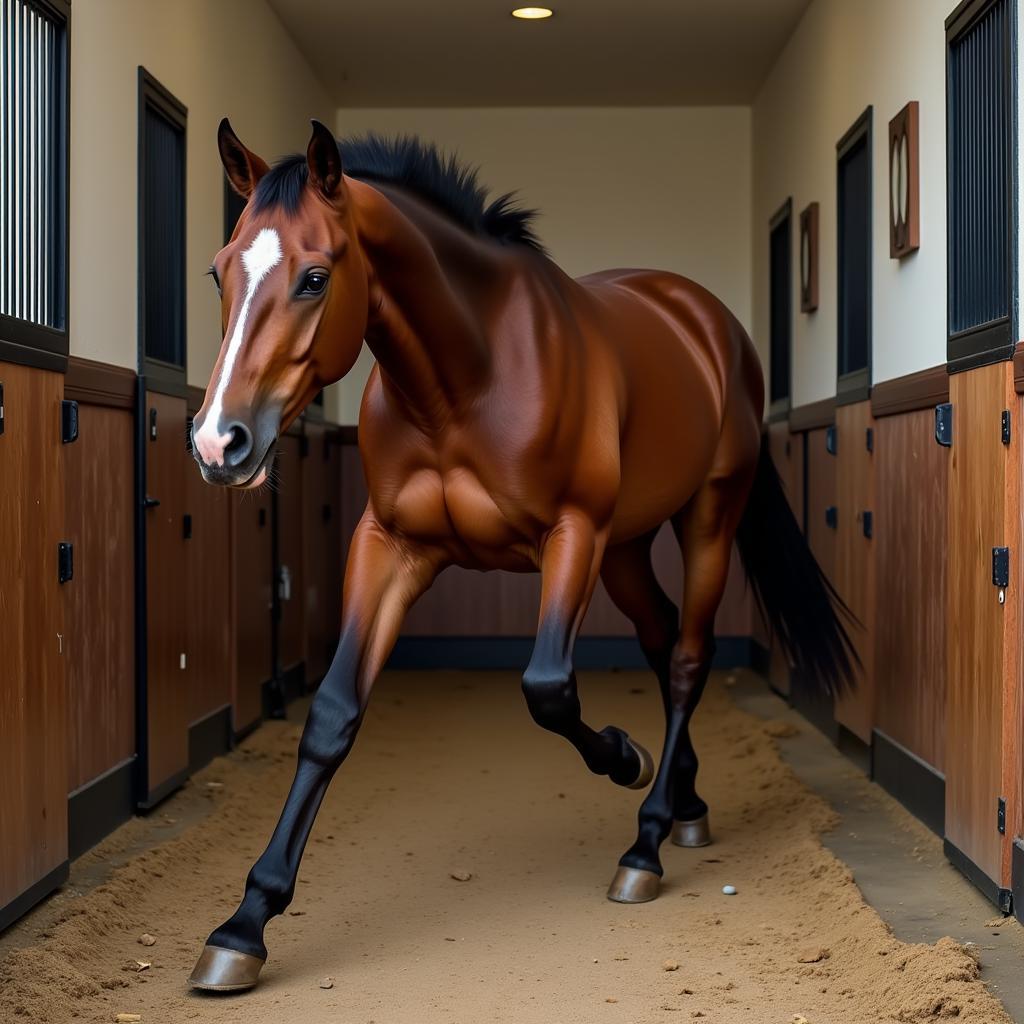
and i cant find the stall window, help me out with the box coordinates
[0,0,70,370]
[138,69,187,391]
[836,107,872,403]
[769,199,792,418]
[946,0,1017,371]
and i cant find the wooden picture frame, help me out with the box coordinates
[799,201,819,313]
[889,101,920,258]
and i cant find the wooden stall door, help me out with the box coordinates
[0,364,67,926]
[764,423,805,694]
[232,490,273,736]
[797,425,838,735]
[302,424,342,684]
[275,434,306,690]
[946,362,1019,893]
[142,391,189,804]
[833,401,876,745]
[874,408,947,773]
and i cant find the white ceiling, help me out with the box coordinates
[266,0,813,107]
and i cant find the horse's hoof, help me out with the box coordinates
[624,737,655,790]
[606,865,661,903]
[671,813,711,848]
[188,945,266,992]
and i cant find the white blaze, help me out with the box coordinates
[194,227,283,466]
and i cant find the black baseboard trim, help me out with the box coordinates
[1013,838,1024,925]
[68,756,136,860]
[0,860,69,934]
[749,640,770,676]
[789,683,838,744]
[137,765,190,812]
[233,709,265,744]
[188,705,232,775]
[944,839,1012,914]
[385,635,761,672]
[872,729,945,836]
[836,724,872,776]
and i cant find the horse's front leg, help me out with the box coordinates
[521,511,654,788]
[189,514,441,992]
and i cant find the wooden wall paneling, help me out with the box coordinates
[946,362,1014,890]
[142,391,190,802]
[65,404,136,792]
[0,363,68,920]
[275,434,307,682]
[302,424,342,684]
[833,401,877,744]
[232,490,273,735]
[763,423,805,693]
[184,450,232,728]
[874,408,947,772]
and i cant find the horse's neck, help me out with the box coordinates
[353,181,506,428]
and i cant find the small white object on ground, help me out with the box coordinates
[722,885,737,895]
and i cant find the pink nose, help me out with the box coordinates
[193,418,254,469]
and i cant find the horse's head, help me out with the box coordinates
[192,119,368,487]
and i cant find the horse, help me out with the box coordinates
[187,118,855,991]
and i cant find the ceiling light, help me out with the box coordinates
[511,7,554,19]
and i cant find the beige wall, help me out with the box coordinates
[329,106,753,424]
[752,0,950,406]
[69,0,333,390]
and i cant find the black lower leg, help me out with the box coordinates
[522,665,643,785]
[206,655,361,959]
[619,648,712,876]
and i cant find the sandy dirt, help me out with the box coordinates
[0,670,1012,1023]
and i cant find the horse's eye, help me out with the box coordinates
[301,271,328,295]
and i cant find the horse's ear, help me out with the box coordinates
[218,117,269,199]
[306,119,343,199]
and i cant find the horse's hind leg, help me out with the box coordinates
[608,468,751,903]
[600,534,712,851]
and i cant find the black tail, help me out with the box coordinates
[735,437,858,697]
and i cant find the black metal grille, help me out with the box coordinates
[142,101,185,368]
[769,212,791,405]
[0,0,66,331]
[948,0,1013,339]
[838,133,871,378]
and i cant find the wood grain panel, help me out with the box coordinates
[302,425,342,683]
[143,391,189,797]
[833,401,877,744]
[946,362,1012,885]
[762,424,805,692]
[0,362,67,907]
[874,408,947,772]
[65,404,135,792]
[275,435,306,676]
[232,491,272,734]
[185,452,232,726]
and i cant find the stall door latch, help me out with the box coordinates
[935,403,953,447]
[998,797,1007,835]
[57,542,74,584]
[993,548,1010,606]
[825,424,838,456]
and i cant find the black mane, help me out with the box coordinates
[252,133,544,252]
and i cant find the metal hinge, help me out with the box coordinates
[998,797,1007,835]
[866,427,874,453]
[935,403,953,447]
[57,542,74,584]
[61,399,79,443]
[862,510,873,539]
[183,513,193,540]
[825,505,838,529]
[1003,410,1012,446]
[149,407,158,441]
[0,382,5,437]
[825,424,838,455]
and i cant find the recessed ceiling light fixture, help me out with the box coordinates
[511,6,554,19]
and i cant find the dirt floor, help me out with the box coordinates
[0,670,1015,1024]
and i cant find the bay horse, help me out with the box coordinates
[188,119,854,991]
